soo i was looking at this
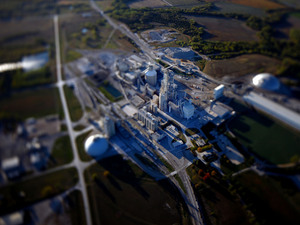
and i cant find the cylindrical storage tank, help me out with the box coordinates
[145,66,157,87]
[84,134,108,157]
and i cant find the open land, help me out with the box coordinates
[233,171,300,225]
[203,54,280,78]
[213,2,266,17]
[228,109,300,165]
[226,0,286,10]
[0,87,63,120]
[274,14,300,39]
[128,0,169,8]
[187,164,251,225]
[0,167,78,216]
[85,156,190,225]
[186,16,258,42]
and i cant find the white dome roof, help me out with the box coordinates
[252,73,280,91]
[84,134,108,157]
[146,69,157,77]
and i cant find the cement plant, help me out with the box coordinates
[0,1,300,225]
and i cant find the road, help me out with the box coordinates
[54,15,92,225]
[89,2,205,224]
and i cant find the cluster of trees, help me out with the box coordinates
[109,0,300,79]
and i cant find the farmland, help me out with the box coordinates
[0,87,63,120]
[226,0,286,10]
[186,15,258,42]
[85,156,190,225]
[128,0,169,8]
[214,2,265,17]
[203,54,280,78]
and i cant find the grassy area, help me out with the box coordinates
[0,87,63,120]
[47,135,73,169]
[0,65,54,90]
[63,85,83,122]
[98,82,123,102]
[76,130,93,162]
[134,153,157,171]
[66,190,87,225]
[227,0,286,10]
[128,0,169,8]
[203,54,280,78]
[185,128,200,136]
[66,50,82,62]
[0,167,78,216]
[174,174,186,193]
[232,171,300,225]
[159,156,174,172]
[85,155,190,225]
[62,13,113,51]
[228,109,300,165]
[186,15,258,42]
[187,161,250,225]
[74,124,86,131]
[213,2,266,17]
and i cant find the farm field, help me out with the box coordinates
[128,0,169,8]
[203,54,279,78]
[214,2,266,17]
[186,16,258,42]
[274,14,300,39]
[234,171,300,225]
[85,156,190,225]
[0,16,53,47]
[0,87,63,120]
[226,0,286,10]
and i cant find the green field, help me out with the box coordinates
[0,167,78,216]
[187,161,250,225]
[76,130,93,162]
[232,171,300,225]
[228,110,300,165]
[66,190,87,225]
[0,87,63,120]
[63,85,83,122]
[98,82,123,102]
[47,135,73,169]
[85,156,190,225]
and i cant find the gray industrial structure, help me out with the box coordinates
[103,116,115,138]
[138,107,159,131]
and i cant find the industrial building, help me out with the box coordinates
[243,92,300,131]
[200,102,234,126]
[2,157,23,179]
[183,100,195,119]
[84,134,109,157]
[159,69,177,112]
[138,107,159,131]
[214,84,225,100]
[103,116,115,138]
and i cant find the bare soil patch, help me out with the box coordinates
[203,54,280,78]
[187,16,258,42]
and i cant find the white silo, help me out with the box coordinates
[145,65,157,87]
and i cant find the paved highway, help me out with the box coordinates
[54,15,92,225]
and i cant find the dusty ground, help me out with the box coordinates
[203,54,280,78]
[186,16,258,42]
